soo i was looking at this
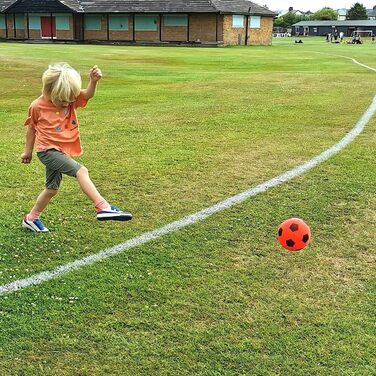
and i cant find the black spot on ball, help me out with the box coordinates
[290,223,299,232]
[302,234,309,243]
[286,239,295,247]
[278,228,283,237]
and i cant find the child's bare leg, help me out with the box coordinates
[28,188,58,219]
[76,166,132,221]
[76,166,106,207]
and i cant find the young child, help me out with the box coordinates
[21,62,132,232]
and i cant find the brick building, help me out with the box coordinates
[0,0,276,45]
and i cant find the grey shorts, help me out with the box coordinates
[37,149,81,190]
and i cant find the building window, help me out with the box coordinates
[232,15,244,28]
[249,16,261,29]
[109,15,129,30]
[135,15,157,31]
[15,14,24,29]
[56,15,70,30]
[0,15,5,29]
[84,15,102,31]
[163,15,188,27]
[28,15,40,29]
[313,28,318,33]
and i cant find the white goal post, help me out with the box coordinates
[351,30,373,37]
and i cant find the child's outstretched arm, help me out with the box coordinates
[82,65,102,100]
[21,126,36,164]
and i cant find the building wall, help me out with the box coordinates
[0,15,7,38]
[161,23,187,42]
[1,13,74,39]
[248,16,273,45]
[16,24,26,38]
[84,14,107,40]
[5,14,27,39]
[83,13,220,43]
[6,15,14,38]
[135,28,160,42]
[83,14,161,42]
[109,16,134,41]
[0,11,272,45]
[222,15,273,45]
[296,25,332,36]
[189,13,217,42]
[223,14,247,45]
[295,25,376,37]
[217,15,224,41]
[57,16,74,39]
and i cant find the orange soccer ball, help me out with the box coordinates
[277,218,311,251]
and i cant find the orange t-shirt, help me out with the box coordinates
[24,91,88,157]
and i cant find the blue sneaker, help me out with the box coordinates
[22,215,49,233]
[97,205,133,221]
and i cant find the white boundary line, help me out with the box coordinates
[348,59,376,73]
[316,53,376,73]
[1,57,375,296]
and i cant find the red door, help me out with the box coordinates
[41,16,56,38]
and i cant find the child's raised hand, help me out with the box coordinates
[89,65,102,82]
[21,151,32,164]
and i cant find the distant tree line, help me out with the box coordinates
[273,3,369,29]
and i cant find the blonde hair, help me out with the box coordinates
[42,62,81,103]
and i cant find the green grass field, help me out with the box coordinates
[0,37,375,375]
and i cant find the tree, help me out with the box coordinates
[273,16,286,28]
[311,7,338,20]
[283,12,298,27]
[273,12,306,29]
[347,2,368,20]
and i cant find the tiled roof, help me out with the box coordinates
[60,0,83,11]
[5,0,78,13]
[78,0,217,13]
[0,0,14,11]
[0,0,276,15]
[211,0,276,16]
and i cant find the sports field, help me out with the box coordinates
[0,38,375,374]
